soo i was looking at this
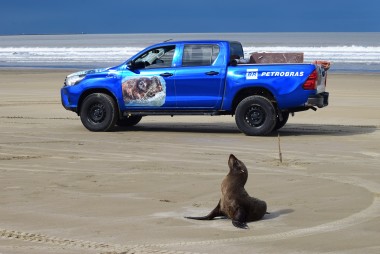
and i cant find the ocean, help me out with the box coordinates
[1,32,379,73]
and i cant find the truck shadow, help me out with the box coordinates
[115,123,377,137]
[115,122,241,134]
[275,123,377,137]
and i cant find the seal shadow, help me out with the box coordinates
[262,209,294,220]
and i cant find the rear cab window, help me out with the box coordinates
[229,41,244,60]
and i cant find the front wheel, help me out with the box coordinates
[235,96,276,136]
[80,93,118,132]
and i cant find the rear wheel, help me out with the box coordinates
[80,93,118,132]
[235,96,276,136]
[117,115,143,127]
[274,111,289,130]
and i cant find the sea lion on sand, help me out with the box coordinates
[185,154,267,229]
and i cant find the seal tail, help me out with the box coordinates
[185,200,223,220]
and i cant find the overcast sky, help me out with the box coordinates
[1,0,379,35]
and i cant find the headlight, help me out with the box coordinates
[63,68,108,87]
[64,71,86,86]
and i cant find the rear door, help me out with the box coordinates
[175,43,225,109]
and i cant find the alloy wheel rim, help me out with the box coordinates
[88,103,106,123]
[244,105,265,127]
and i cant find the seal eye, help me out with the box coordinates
[234,162,242,170]
[233,164,243,174]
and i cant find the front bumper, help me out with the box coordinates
[61,87,78,113]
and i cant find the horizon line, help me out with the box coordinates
[1,31,380,36]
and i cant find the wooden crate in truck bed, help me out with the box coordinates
[249,52,304,63]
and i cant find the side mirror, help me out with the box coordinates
[127,61,146,70]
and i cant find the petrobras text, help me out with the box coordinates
[246,69,305,79]
[261,71,304,77]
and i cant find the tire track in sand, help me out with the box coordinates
[0,229,199,254]
[2,169,378,253]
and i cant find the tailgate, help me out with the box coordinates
[314,61,330,94]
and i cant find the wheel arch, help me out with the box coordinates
[78,88,120,116]
[231,87,276,114]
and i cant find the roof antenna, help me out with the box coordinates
[163,39,172,42]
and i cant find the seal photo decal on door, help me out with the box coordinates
[122,76,166,106]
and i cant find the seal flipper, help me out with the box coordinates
[232,208,249,229]
[232,220,248,229]
[185,200,223,220]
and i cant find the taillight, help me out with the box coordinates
[303,69,318,90]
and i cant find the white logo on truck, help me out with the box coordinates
[261,71,304,77]
[246,69,258,80]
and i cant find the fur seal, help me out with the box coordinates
[185,154,267,229]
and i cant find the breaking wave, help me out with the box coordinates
[0,47,142,64]
[1,45,380,71]
[244,46,380,64]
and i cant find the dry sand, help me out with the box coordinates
[0,69,379,254]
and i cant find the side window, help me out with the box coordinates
[135,45,175,69]
[182,44,220,67]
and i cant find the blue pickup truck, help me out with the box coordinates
[61,40,329,136]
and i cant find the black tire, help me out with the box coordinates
[274,111,289,130]
[80,93,118,132]
[117,115,143,127]
[235,96,276,136]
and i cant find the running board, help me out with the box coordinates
[122,110,228,117]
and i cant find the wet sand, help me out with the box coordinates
[0,69,379,254]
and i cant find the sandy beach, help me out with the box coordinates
[0,69,379,254]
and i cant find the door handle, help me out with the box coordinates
[205,71,219,76]
[160,72,173,77]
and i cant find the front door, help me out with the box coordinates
[121,45,176,109]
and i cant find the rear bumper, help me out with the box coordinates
[306,92,329,108]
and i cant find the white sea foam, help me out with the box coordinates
[1,46,379,64]
[244,46,380,64]
[1,32,379,71]
[0,47,142,63]
[1,45,380,72]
